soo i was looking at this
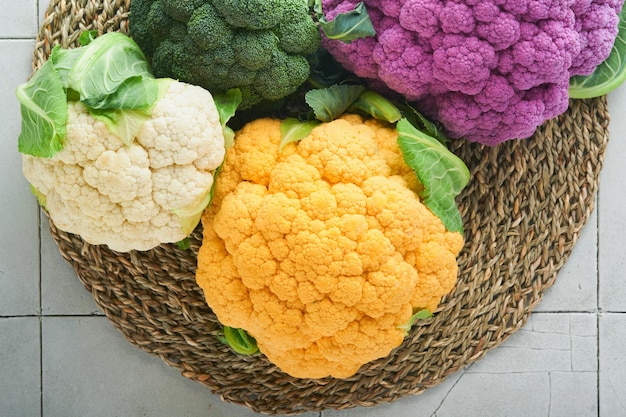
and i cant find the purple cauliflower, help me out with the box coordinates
[321,0,623,145]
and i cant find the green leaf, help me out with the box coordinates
[172,188,213,236]
[78,30,99,46]
[30,185,47,208]
[396,118,470,234]
[398,103,450,145]
[317,2,376,43]
[87,76,159,110]
[222,326,259,355]
[279,118,322,151]
[16,60,67,158]
[50,34,158,112]
[397,309,433,335]
[66,32,155,108]
[89,108,152,146]
[307,47,348,89]
[347,89,402,123]
[48,32,99,88]
[311,0,322,14]
[213,88,242,148]
[176,237,191,250]
[569,9,626,98]
[49,45,85,88]
[207,162,223,208]
[88,77,169,145]
[305,84,365,122]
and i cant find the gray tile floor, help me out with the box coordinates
[1,1,626,416]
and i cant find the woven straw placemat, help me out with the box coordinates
[33,0,610,414]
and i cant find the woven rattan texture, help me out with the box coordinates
[35,0,610,414]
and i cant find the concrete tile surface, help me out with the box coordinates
[468,314,597,373]
[0,39,40,316]
[599,314,626,416]
[40,216,102,316]
[0,3,38,38]
[402,314,599,417]
[42,316,284,417]
[0,318,41,417]
[2,1,626,417]
[599,91,626,313]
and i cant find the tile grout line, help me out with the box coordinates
[38,209,43,417]
[36,6,42,417]
[596,313,601,412]
[596,189,602,417]
[36,2,43,414]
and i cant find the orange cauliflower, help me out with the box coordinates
[196,114,464,379]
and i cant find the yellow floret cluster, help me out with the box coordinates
[196,114,464,379]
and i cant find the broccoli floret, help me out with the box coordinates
[208,45,237,67]
[275,0,321,55]
[161,0,205,23]
[223,66,257,89]
[237,86,264,110]
[169,21,189,43]
[129,1,174,56]
[130,0,321,109]
[128,0,158,55]
[146,1,174,41]
[188,3,235,50]
[210,0,286,30]
[276,15,321,55]
[150,40,176,76]
[254,50,310,101]
[152,39,196,81]
[233,30,278,71]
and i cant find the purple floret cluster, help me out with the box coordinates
[321,0,623,145]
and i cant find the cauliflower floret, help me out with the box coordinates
[196,116,464,379]
[22,80,225,252]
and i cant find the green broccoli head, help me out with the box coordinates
[129,0,321,110]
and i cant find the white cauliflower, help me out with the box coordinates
[22,80,225,252]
